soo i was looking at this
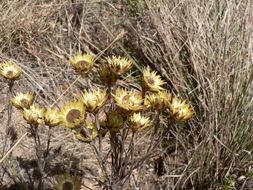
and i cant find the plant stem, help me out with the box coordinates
[122,119,175,185]
[3,80,14,152]
[95,113,102,152]
[30,124,44,190]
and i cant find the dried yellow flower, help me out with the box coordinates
[70,53,95,74]
[168,97,194,122]
[142,67,166,92]
[112,87,145,112]
[107,56,133,75]
[81,88,108,112]
[59,100,85,129]
[23,105,45,125]
[0,61,22,80]
[129,112,151,132]
[11,92,33,109]
[144,91,172,111]
[105,111,124,132]
[45,108,61,127]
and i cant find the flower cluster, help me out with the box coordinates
[9,53,194,142]
[2,53,195,190]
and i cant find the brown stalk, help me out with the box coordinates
[3,80,14,152]
[29,123,45,190]
[94,112,102,152]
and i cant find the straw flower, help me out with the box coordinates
[168,97,194,122]
[45,108,61,127]
[112,87,145,112]
[11,92,33,109]
[105,111,124,132]
[70,53,95,74]
[59,100,85,129]
[54,172,81,190]
[142,67,166,92]
[23,105,46,125]
[144,91,172,111]
[81,88,108,112]
[129,113,151,132]
[0,61,22,80]
[98,65,118,86]
[74,122,98,142]
[107,56,133,75]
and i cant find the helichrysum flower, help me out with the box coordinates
[168,97,194,122]
[112,87,145,112]
[106,56,133,75]
[23,105,46,125]
[81,88,108,112]
[0,61,22,80]
[58,100,85,129]
[129,112,151,132]
[98,65,118,86]
[105,111,124,132]
[144,91,172,111]
[11,92,33,109]
[142,67,166,92]
[54,172,81,190]
[74,122,98,143]
[69,53,95,74]
[45,108,61,127]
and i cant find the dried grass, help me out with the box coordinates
[128,0,253,189]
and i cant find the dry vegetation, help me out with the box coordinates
[0,0,253,190]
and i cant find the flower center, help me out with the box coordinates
[147,77,155,85]
[66,109,81,123]
[7,70,14,77]
[21,99,28,106]
[62,181,74,190]
[115,64,120,71]
[31,113,39,119]
[122,95,131,104]
[76,60,88,67]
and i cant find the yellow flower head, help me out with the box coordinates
[82,88,108,112]
[107,56,133,75]
[142,67,166,92]
[144,91,172,111]
[168,97,194,122]
[0,61,22,80]
[11,92,33,109]
[112,87,145,112]
[129,112,151,132]
[105,111,124,132]
[23,105,46,125]
[45,108,61,127]
[98,65,118,86]
[74,122,98,143]
[54,172,81,190]
[69,53,95,74]
[59,100,85,129]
